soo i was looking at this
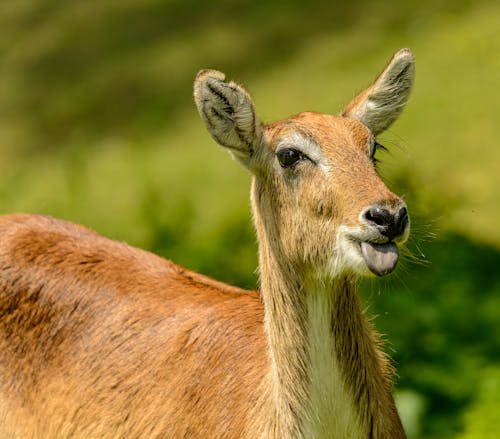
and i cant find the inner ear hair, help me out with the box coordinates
[194,69,262,161]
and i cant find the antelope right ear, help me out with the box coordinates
[342,48,415,135]
[194,69,263,167]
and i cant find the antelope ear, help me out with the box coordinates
[194,69,262,166]
[342,48,415,135]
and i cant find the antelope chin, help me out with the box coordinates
[360,241,399,276]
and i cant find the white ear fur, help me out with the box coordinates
[194,69,262,165]
[342,48,415,135]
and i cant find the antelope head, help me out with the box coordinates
[194,49,414,281]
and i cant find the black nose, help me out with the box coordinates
[363,206,409,240]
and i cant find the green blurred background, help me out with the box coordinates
[1,0,499,437]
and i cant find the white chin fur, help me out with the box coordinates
[338,235,371,276]
[326,226,373,278]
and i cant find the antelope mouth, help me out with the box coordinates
[360,241,399,276]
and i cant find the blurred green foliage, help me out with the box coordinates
[1,0,499,437]
[458,367,500,439]
[363,231,500,436]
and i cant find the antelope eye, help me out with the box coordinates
[276,148,302,168]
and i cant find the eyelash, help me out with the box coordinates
[371,140,387,164]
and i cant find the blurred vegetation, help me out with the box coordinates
[1,0,499,437]
[457,367,500,439]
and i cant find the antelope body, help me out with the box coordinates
[0,49,415,438]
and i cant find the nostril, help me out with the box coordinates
[364,208,391,226]
[363,207,393,234]
[396,207,409,234]
[364,210,385,226]
[398,207,408,221]
[363,205,409,240]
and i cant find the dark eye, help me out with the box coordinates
[276,148,302,168]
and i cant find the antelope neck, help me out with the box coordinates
[258,245,400,438]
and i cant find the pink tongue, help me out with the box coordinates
[360,242,399,276]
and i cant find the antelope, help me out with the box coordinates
[0,48,414,438]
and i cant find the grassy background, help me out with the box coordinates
[1,0,499,437]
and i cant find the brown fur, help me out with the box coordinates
[0,214,270,438]
[0,49,415,438]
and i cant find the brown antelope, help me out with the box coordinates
[0,48,414,438]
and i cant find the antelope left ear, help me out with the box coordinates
[194,69,262,167]
[342,48,415,135]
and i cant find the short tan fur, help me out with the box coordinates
[0,48,414,438]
